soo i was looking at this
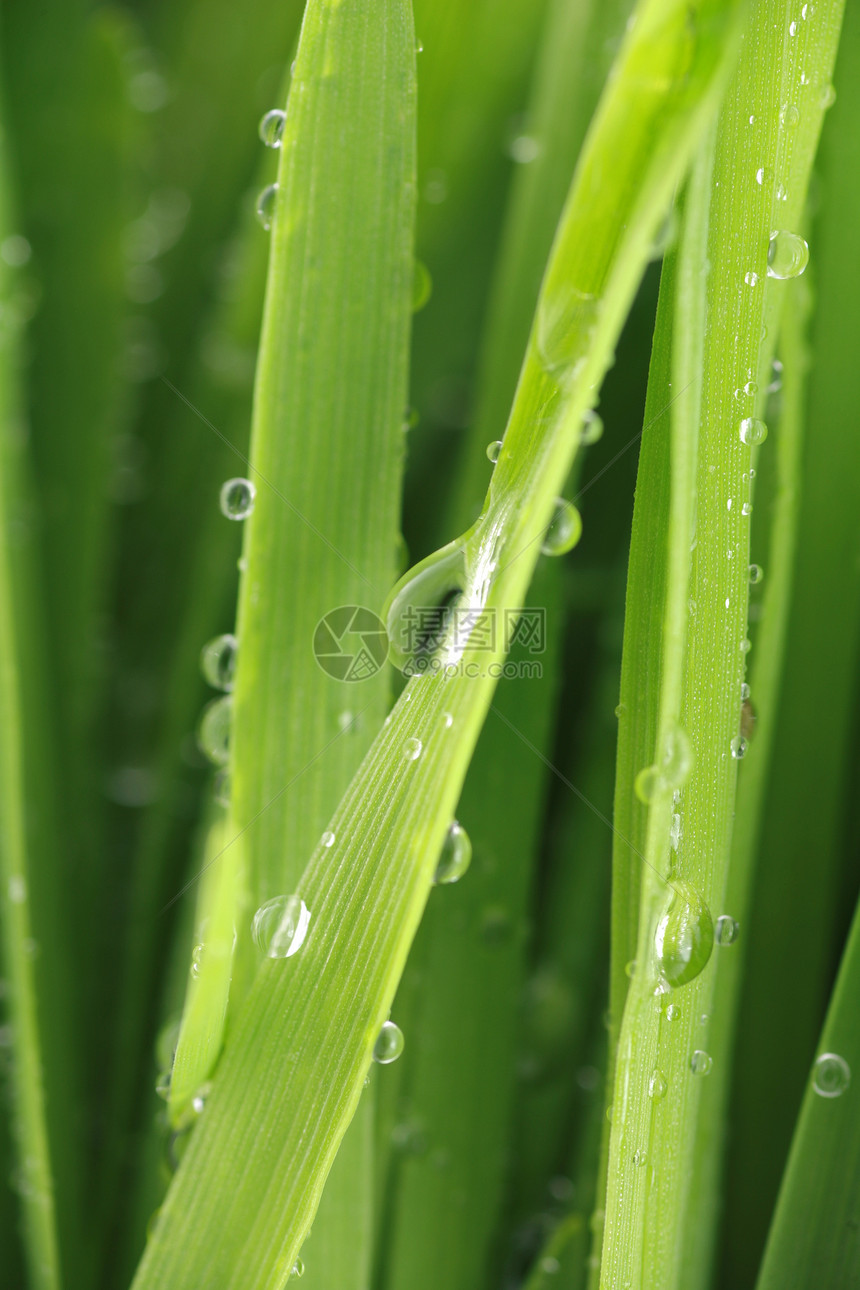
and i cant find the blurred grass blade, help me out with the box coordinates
[756,893,860,1289]
[0,109,61,1290]
[130,0,740,1283]
[600,0,845,1284]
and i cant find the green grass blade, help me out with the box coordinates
[0,112,62,1290]
[756,893,860,1288]
[130,0,740,1282]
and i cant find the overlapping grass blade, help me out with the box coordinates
[756,893,860,1288]
[129,0,742,1283]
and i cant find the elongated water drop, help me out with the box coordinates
[434,821,472,885]
[812,1052,850,1097]
[373,1020,404,1065]
[715,914,739,946]
[220,477,256,520]
[731,735,748,759]
[412,260,432,312]
[252,895,311,958]
[190,943,204,978]
[200,634,238,691]
[256,183,278,231]
[541,498,582,556]
[486,440,502,463]
[649,1069,668,1100]
[739,417,768,446]
[258,109,286,147]
[383,537,467,671]
[767,230,809,280]
[198,696,232,765]
[580,410,603,445]
[655,880,714,987]
[748,564,764,585]
[289,1257,305,1280]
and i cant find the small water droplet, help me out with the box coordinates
[258,109,286,147]
[321,830,335,849]
[256,183,278,231]
[214,769,231,807]
[744,271,760,287]
[789,19,798,35]
[581,409,604,445]
[739,417,768,446]
[669,813,681,851]
[541,498,582,556]
[198,696,232,765]
[200,634,238,691]
[190,943,204,979]
[780,103,801,129]
[220,477,256,520]
[767,230,809,279]
[289,1257,305,1280]
[740,682,751,701]
[776,181,788,202]
[731,735,748,760]
[748,564,764,584]
[655,880,714,987]
[666,1002,680,1021]
[403,737,423,762]
[486,440,502,463]
[415,37,424,52]
[819,83,836,109]
[633,1148,648,1167]
[649,1069,668,1100]
[812,1052,850,1097]
[715,914,740,945]
[252,895,311,958]
[755,165,773,187]
[373,1020,404,1065]
[412,260,432,312]
[742,501,753,517]
[191,1081,212,1114]
[625,959,637,979]
[691,1049,713,1076]
[434,821,472,885]
[540,1255,561,1275]
[740,637,752,653]
[442,711,454,729]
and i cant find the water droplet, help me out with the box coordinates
[415,37,424,52]
[731,735,748,759]
[742,501,753,517]
[412,260,432,312]
[214,769,231,807]
[655,880,714,987]
[373,1020,404,1065]
[819,83,836,109]
[289,1257,305,1280]
[691,1049,713,1076]
[191,1081,212,1114]
[252,895,311,958]
[509,134,540,164]
[739,417,768,446]
[812,1052,850,1097]
[767,230,809,279]
[200,634,238,691]
[669,813,681,851]
[256,183,278,231]
[665,1002,680,1021]
[649,1069,668,1100]
[789,19,798,35]
[614,702,626,718]
[220,477,256,520]
[748,564,764,584]
[715,915,739,945]
[581,409,604,445]
[190,943,204,979]
[633,1148,648,1167]
[541,498,582,556]
[776,182,788,203]
[442,711,454,729]
[403,737,423,762]
[540,1256,561,1275]
[635,725,693,802]
[744,271,760,287]
[740,637,752,653]
[740,682,751,700]
[321,830,335,849]
[780,103,801,129]
[258,109,286,147]
[198,696,232,765]
[434,821,472,884]
[755,166,773,187]
[486,440,502,463]
[625,959,637,979]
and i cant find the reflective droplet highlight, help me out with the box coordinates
[256,183,278,231]
[252,895,311,959]
[200,634,238,691]
[486,440,502,463]
[691,1050,713,1076]
[258,109,286,147]
[220,477,256,520]
[403,737,423,762]
[373,1020,404,1065]
[739,417,768,446]
[289,1257,305,1280]
[581,410,604,445]
[649,1069,668,1100]
[655,880,714,987]
[749,564,763,584]
[767,230,809,280]
[434,821,472,885]
[731,735,748,760]
[541,498,582,556]
[812,1052,850,1098]
[321,830,335,849]
[198,696,232,765]
[715,915,739,946]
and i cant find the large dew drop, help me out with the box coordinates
[383,537,467,671]
[373,1020,405,1065]
[739,417,768,446]
[220,477,256,520]
[252,895,311,959]
[812,1052,850,1098]
[200,633,238,691]
[541,499,582,557]
[654,880,714,987]
[198,696,232,765]
[258,108,286,147]
[434,821,472,885]
[767,230,809,280]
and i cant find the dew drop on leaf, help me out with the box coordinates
[655,880,714,987]
[739,417,768,446]
[715,914,740,946]
[220,476,256,519]
[258,108,286,147]
[403,737,423,762]
[812,1052,850,1097]
[649,1069,668,1100]
[434,821,472,885]
[767,230,809,280]
[198,695,232,765]
[255,183,278,231]
[200,633,238,690]
[690,1050,713,1076]
[252,895,311,959]
[486,439,502,463]
[541,498,582,556]
[373,1020,405,1065]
